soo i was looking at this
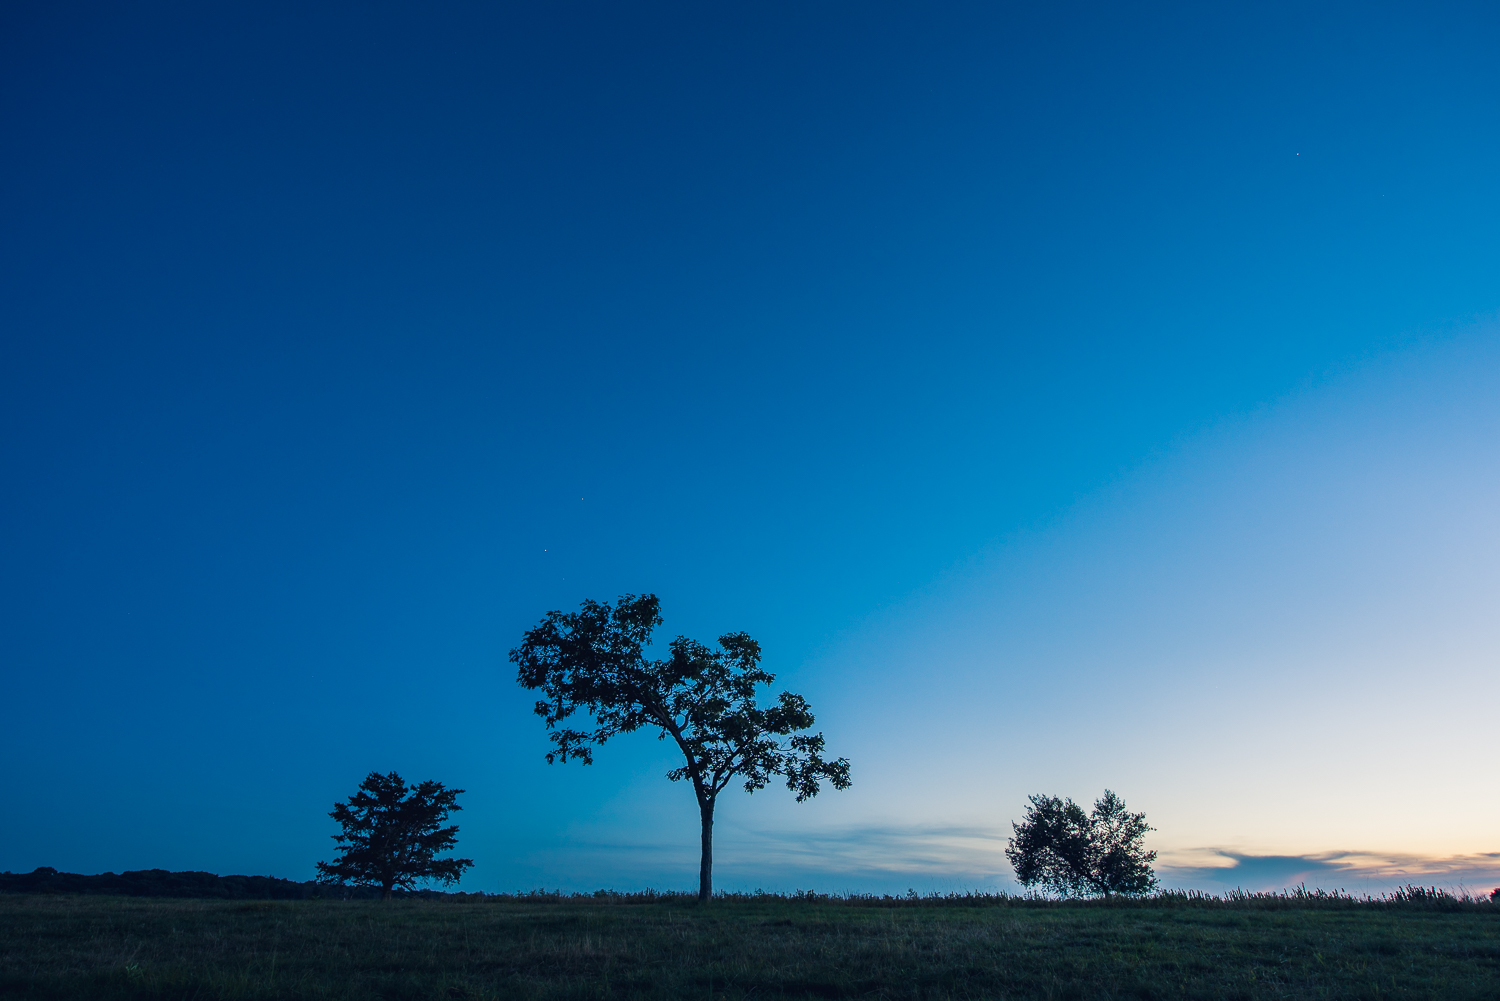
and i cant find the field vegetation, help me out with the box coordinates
[3,886,1498,1000]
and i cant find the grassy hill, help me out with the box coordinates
[3,890,1498,999]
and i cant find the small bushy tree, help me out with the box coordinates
[1005,789,1157,896]
[316,771,473,899]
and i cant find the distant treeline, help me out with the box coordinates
[0,867,477,900]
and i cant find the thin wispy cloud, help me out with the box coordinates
[522,814,1500,895]
[1159,848,1500,895]
[523,821,1015,892]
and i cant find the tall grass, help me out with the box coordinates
[446,883,1498,910]
[4,887,1497,999]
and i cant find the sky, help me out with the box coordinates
[2,0,1498,895]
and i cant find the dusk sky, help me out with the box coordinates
[3,0,1498,895]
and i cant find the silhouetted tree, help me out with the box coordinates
[316,771,473,899]
[1005,794,1093,896]
[510,594,851,901]
[1005,789,1157,896]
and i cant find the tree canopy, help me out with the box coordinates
[510,593,851,900]
[1005,789,1157,897]
[315,771,473,899]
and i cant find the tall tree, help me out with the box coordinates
[315,771,473,899]
[1005,789,1157,897]
[510,594,851,901]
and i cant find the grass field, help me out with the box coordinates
[3,891,1498,1000]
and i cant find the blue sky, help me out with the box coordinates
[2,0,1498,894]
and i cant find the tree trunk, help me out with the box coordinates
[698,798,715,902]
[381,881,393,901]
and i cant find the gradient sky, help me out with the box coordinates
[3,0,1498,894]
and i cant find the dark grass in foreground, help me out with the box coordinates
[3,890,1498,1000]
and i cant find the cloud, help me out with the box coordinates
[530,813,1500,895]
[717,824,1500,895]
[518,821,1017,893]
[716,827,1500,895]
[719,823,1010,878]
[1159,848,1500,895]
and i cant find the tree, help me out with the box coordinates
[315,771,473,900]
[1005,789,1157,897]
[1005,794,1093,896]
[510,594,851,901]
